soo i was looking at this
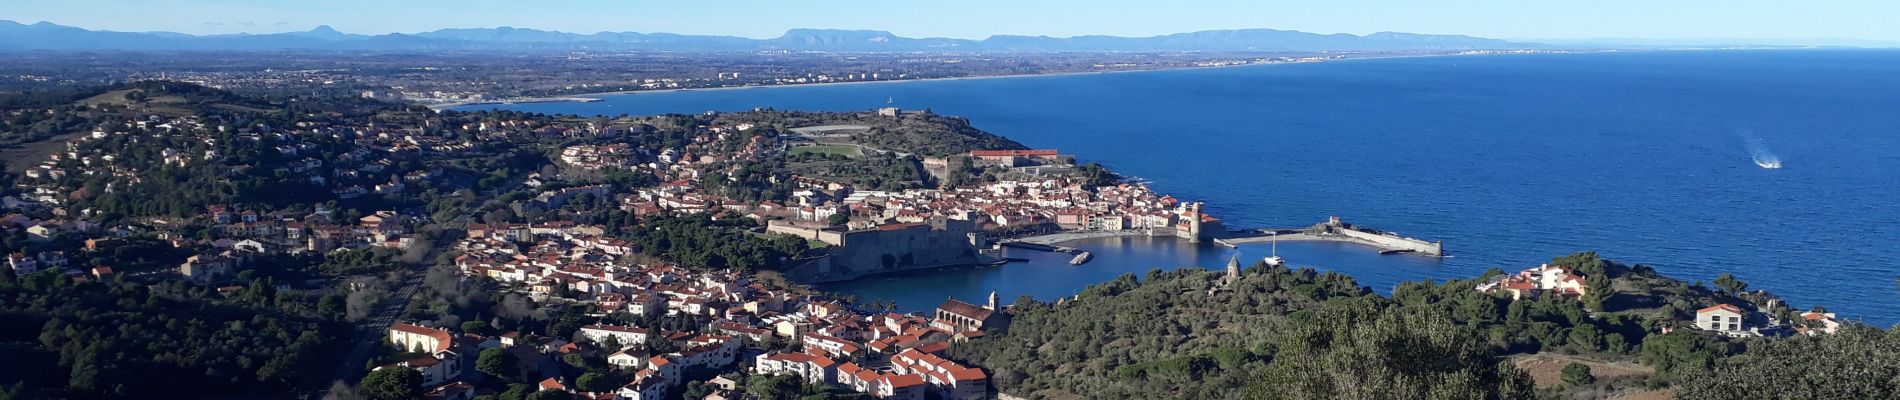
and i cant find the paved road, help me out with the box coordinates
[321,172,493,393]
[319,210,474,394]
[322,264,426,388]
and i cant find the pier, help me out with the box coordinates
[1215,217,1444,257]
[997,239,1093,265]
[992,217,1441,263]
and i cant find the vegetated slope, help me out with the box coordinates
[944,250,1894,399]
[946,265,1538,400]
[720,109,1029,156]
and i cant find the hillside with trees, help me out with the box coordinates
[717,109,1029,156]
[0,269,348,399]
[1675,325,1900,399]
[948,252,1897,399]
[620,213,816,272]
[945,265,1537,399]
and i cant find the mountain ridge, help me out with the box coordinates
[0,20,1539,52]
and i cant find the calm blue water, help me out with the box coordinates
[463,50,1900,324]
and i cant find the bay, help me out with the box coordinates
[460,50,1900,324]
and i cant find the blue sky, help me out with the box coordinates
[5,0,1894,41]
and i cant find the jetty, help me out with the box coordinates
[999,241,1060,252]
[1215,216,1444,257]
[997,239,1094,265]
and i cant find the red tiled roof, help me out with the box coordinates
[936,298,994,321]
[884,374,926,388]
[837,362,864,375]
[583,324,650,334]
[948,367,988,381]
[914,342,949,354]
[1698,304,1746,314]
[809,357,836,368]
[390,323,455,353]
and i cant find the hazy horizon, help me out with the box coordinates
[3,0,1895,43]
[5,19,1897,49]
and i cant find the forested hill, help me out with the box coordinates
[715,109,1029,157]
[0,80,404,146]
[946,265,1538,399]
[947,253,1900,399]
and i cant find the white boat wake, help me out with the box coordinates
[1741,133,1783,169]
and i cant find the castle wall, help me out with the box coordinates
[789,219,984,282]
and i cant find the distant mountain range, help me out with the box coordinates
[1529,37,1900,49]
[0,20,1541,52]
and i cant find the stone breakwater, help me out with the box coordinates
[1215,217,1443,256]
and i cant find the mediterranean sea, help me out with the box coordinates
[458,50,1900,324]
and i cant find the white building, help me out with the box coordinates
[1798,311,1843,336]
[580,324,650,349]
[1696,304,1760,337]
[608,349,648,369]
[389,323,454,353]
[616,376,668,400]
[753,352,835,385]
[377,351,462,387]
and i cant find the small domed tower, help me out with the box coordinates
[1225,254,1241,284]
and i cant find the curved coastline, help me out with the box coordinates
[426,96,601,111]
[440,50,1586,112]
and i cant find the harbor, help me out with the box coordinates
[998,216,1444,262]
[986,216,1440,272]
[821,234,1453,314]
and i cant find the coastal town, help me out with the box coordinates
[0,82,1242,399]
[0,77,1863,400]
[3,2,1898,399]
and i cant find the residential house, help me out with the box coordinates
[378,351,463,387]
[580,324,650,349]
[1696,304,1763,337]
[390,323,455,353]
[180,253,239,281]
[1475,264,1590,301]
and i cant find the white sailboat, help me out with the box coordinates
[1262,236,1285,267]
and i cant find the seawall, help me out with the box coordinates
[1216,218,1443,256]
[1334,227,1444,255]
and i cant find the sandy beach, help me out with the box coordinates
[433,50,1562,111]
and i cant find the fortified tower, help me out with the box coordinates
[1187,202,1203,239]
[1176,202,1206,242]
